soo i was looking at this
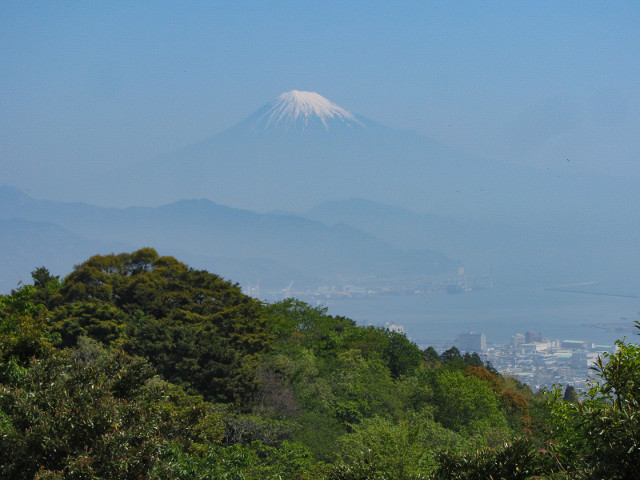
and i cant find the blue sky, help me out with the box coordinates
[2,1,639,203]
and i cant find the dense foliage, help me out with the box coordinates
[1,249,638,478]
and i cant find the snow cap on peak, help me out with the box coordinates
[262,90,362,130]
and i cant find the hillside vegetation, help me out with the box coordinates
[1,249,638,479]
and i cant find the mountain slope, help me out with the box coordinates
[301,196,640,288]
[108,91,634,219]
[42,89,633,229]
[0,218,131,292]
[0,186,458,293]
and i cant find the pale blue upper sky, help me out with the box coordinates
[2,1,639,203]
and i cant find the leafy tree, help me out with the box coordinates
[563,385,578,403]
[465,365,502,393]
[0,285,54,379]
[266,299,355,354]
[48,301,129,347]
[153,440,315,480]
[325,447,427,480]
[49,249,273,404]
[462,352,484,367]
[16,250,634,477]
[550,323,640,478]
[331,349,398,425]
[0,334,227,480]
[429,369,510,445]
[432,437,555,480]
[0,348,161,479]
[421,346,441,366]
[333,413,462,478]
[500,389,532,434]
[31,267,63,309]
[382,330,422,378]
[440,346,465,370]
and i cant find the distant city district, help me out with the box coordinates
[446,331,611,391]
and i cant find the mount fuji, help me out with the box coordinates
[91,90,632,223]
[244,90,364,131]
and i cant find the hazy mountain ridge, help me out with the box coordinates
[301,196,640,290]
[0,217,132,291]
[4,183,639,296]
[0,186,458,294]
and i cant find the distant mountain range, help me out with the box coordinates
[300,196,640,292]
[0,186,457,294]
[3,183,640,298]
[0,218,122,292]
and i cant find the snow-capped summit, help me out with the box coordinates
[255,90,363,131]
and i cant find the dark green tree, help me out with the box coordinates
[0,285,54,376]
[432,437,554,480]
[0,334,226,480]
[422,346,441,365]
[563,385,578,403]
[49,249,273,404]
[31,266,64,309]
[430,369,509,444]
[440,346,465,370]
[382,330,422,378]
[462,351,484,367]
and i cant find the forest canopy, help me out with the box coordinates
[1,248,638,479]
